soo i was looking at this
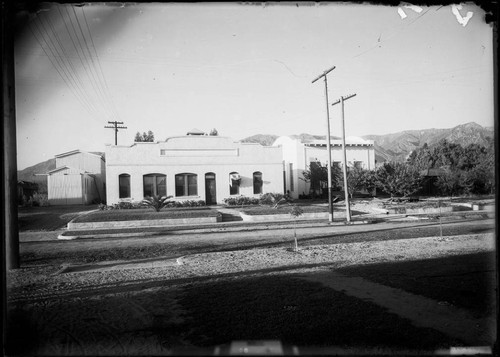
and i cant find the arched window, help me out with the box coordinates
[143,174,166,197]
[229,172,240,195]
[253,171,263,194]
[175,173,198,197]
[119,174,130,198]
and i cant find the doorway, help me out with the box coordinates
[205,173,217,205]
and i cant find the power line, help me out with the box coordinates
[81,6,121,121]
[71,6,119,122]
[29,18,98,118]
[41,12,102,118]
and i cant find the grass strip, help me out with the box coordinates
[72,207,219,223]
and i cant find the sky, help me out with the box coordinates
[14,2,494,170]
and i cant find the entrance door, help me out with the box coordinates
[205,173,217,205]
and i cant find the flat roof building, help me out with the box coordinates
[105,133,284,205]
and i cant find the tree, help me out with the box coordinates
[435,168,468,197]
[346,167,375,198]
[209,128,219,136]
[301,162,342,197]
[407,143,434,171]
[375,162,423,198]
[134,130,154,142]
[289,205,304,252]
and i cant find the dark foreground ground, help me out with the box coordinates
[6,217,496,356]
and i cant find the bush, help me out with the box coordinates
[165,200,206,208]
[31,193,49,207]
[142,195,174,212]
[259,192,292,207]
[223,196,260,206]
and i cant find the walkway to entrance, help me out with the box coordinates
[300,271,495,346]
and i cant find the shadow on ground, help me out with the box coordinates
[7,254,482,355]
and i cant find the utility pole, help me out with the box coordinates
[3,1,19,270]
[312,65,336,223]
[332,93,356,223]
[105,121,127,145]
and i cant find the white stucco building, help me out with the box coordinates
[273,136,376,199]
[105,131,284,205]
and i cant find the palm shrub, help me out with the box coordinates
[142,195,173,212]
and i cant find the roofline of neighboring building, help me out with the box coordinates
[55,149,105,161]
[273,135,374,147]
[47,166,86,175]
[305,142,374,147]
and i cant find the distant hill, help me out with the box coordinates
[361,122,494,162]
[17,158,55,193]
[241,122,494,163]
[240,134,279,146]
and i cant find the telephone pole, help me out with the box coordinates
[105,121,127,145]
[312,65,336,223]
[332,93,356,223]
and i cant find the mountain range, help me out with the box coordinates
[241,122,494,163]
[18,122,493,185]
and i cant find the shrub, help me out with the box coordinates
[260,192,291,208]
[223,196,259,206]
[164,199,206,208]
[142,195,173,212]
[31,193,49,207]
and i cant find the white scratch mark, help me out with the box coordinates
[398,7,407,19]
[403,4,423,13]
[451,4,473,27]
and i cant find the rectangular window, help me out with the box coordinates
[188,174,197,196]
[156,175,166,197]
[253,172,263,194]
[119,175,130,198]
[143,176,154,197]
[229,173,240,195]
[289,163,294,191]
[143,174,167,197]
[176,173,198,197]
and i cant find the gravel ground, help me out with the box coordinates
[8,233,494,304]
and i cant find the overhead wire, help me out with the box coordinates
[60,5,111,121]
[71,5,119,122]
[42,11,102,118]
[80,6,122,121]
[29,15,99,119]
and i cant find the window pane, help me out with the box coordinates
[156,175,166,197]
[119,175,130,198]
[175,175,185,196]
[143,176,154,197]
[188,175,197,196]
[253,172,262,194]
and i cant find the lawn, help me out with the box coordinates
[72,207,219,223]
[17,205,96,231]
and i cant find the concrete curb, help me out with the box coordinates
[57,211,493,240]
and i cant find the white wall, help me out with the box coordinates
[56,151,103,173]
[273,136,376,198]
[48,174,83,205]
[105,136,284,204]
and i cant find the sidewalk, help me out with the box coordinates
[52,209,493,240]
